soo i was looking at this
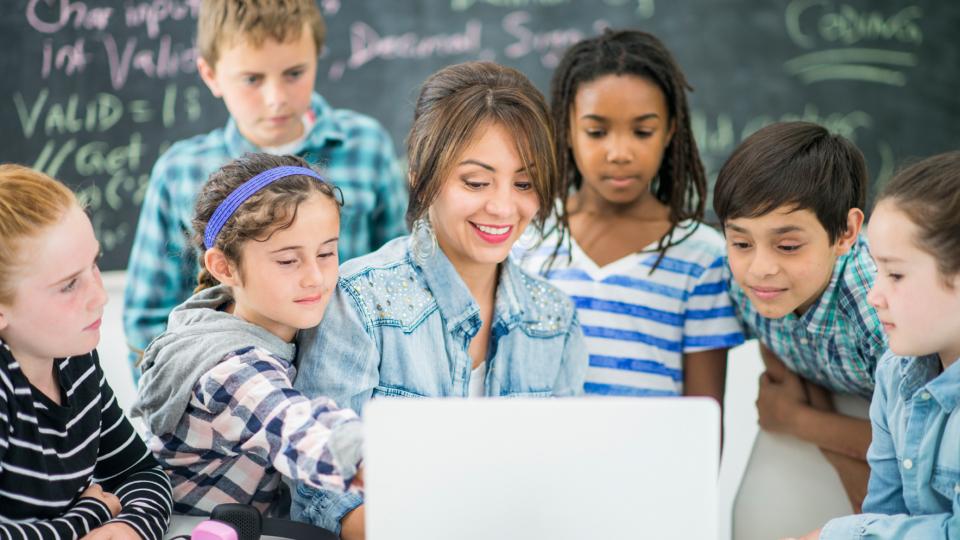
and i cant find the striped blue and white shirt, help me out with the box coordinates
[515,220,744,396]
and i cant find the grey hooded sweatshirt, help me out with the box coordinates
[131,285,361,474]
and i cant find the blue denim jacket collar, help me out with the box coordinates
[898,354,960,411]
[414,240,525,339]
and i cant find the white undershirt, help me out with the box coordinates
[468,362,486,397]
[260,113,314,155]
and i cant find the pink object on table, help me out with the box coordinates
[191,520,238,540]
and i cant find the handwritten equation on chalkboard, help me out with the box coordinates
[3,0,954,271]
[9,0,211,264]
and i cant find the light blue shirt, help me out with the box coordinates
[821,350,960,538]
[290,235,588,532]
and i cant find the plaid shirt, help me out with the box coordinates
[729,235,887,398]
[123,93,407,358]
[147,346,362,516]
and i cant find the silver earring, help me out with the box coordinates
[410,217,437,264]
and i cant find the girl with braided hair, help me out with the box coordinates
[516,29,743,403]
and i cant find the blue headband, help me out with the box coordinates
[203,165,326,249]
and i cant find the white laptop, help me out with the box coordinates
[363,397,719,540]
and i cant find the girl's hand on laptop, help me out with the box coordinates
[756,367,807,433]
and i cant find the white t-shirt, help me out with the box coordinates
[259,113,315,155]
[468,362,486,397]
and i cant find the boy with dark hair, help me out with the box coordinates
[714,121,887,510]
[123,0,407,372]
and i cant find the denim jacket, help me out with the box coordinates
[821,350,960,538]
[290,236,588,532]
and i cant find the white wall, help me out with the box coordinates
[100,271,138,413]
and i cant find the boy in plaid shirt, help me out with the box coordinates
[713,121,887,511]
[123,0,407,375]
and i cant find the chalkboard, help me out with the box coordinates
[2,0,958,271]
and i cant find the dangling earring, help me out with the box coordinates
[515,223,541,250]
[410,217,437,264]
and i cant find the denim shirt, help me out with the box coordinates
[821,351,960,538]
[291,236,588,532]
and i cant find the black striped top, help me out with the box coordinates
[0,342,172,540]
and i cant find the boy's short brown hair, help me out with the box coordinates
[197,0,326,67]
[713,121,867,244]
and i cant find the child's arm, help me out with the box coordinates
[821,513,960,538]
[339,505,365,540]
[93,355,173,540]
[855,368,907,516]
[291,287,379,534]
[805,380,869,512]
[796,367,929,539]
[683,252,744,406]
[817,450,870,513]
[0,491,118,540]
[197,349,363,491]
[0,398,118,539]
[756,344,872,460]
[683,349,727,405]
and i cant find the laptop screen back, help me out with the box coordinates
[363,397,719,540]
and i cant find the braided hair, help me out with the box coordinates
[547,29,706,269]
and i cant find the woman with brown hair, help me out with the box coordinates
[291,61,588,539]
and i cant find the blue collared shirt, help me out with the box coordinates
[290,236,588,532]
[821,351,960,538]
[122,93,407,361]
